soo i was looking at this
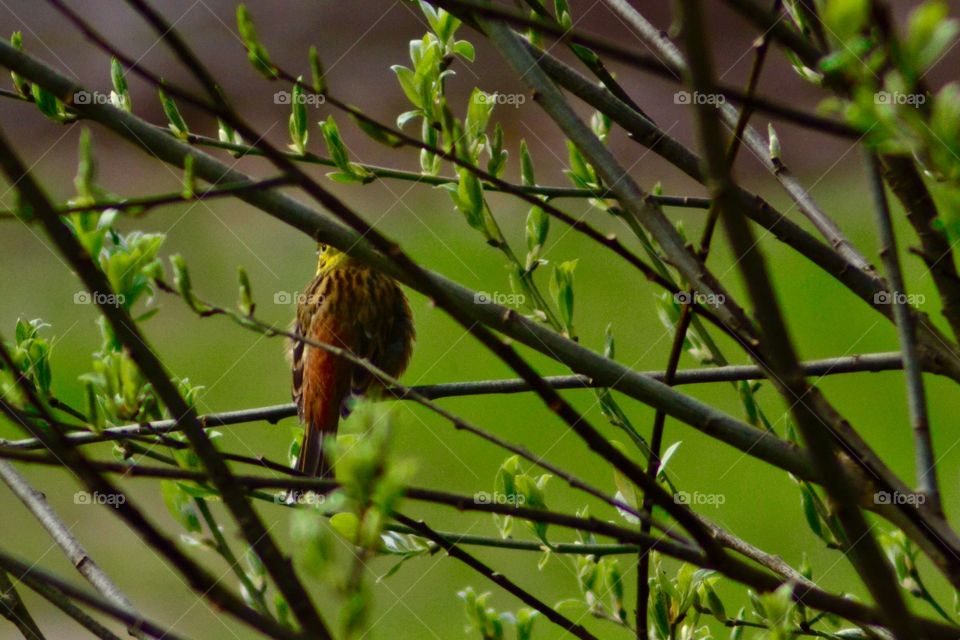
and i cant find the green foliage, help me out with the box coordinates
[319,115,374,183]
[492,455,551,546]
[160,480,202,533]
[287,79,309,155]
[549,259,578,338]
[109,58,131,111]
[3,319,53,403]
[158,88,189,139]
[31,82,67,122]
[236,4,277,78]
[217,118,245,150]
[822,0,870,44]
[9,31,29,97]
[7,4,960,639]
[287,406,416,637]
[309,45,326,93]
[459,587,537,640]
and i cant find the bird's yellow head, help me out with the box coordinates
[316,243,348,275]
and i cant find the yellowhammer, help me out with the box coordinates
[291,244,415,477]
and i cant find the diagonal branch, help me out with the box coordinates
[0,135,319,640]
[0,548,187,640]
[866,153,941,514]
[600,0,873,275]
[0,461,146,638]
[0,569,46,640]
[676,3,916,635]
[395,513,601,640]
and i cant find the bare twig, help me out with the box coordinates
[676,3,916,636]
[0,136,312,640]
[0,176,291,220]
[866,153,940,514]
[0,461,146,638]
[601,0,873,276]
[2,452,957,638]
[0,569,46,640]
[431,0,858,138]
[0,549,186,640]
[881,155,960,344]
[393,513,600,640]
[0,350,916,450]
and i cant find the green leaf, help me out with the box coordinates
[308,45,326,93]
[554,0,573,29]
[800,483,826,542]
[520,139,536,186]
[288,79,309,155]
[325,170,366,184]
[319,116,374,183]
[657,441,682,480]
[274,594,293,630]
[768,123,782,162]
[485,123,507,178]
[236,4,276,78]
[452,40,475,61]
[391,65,422,108]
[549,259,578,337]
[158,89,189,139]
[290,510,332,578]
[450,169,487,233]
[170,254,211,314]
[906,1,959,73]
[466,88,494,142]
[396,109,421,129]
[237,266,254,316]
[591,110,611,143]
[9,32,30,97]
[31,83,63,122]
[730,609,745,639]
[705,583,726,621]
[822,0,870,44]
[651,582,671,639]
[516,608,538,640]
[160,480,201,533]
[565,140,597,188]
[330,511,360,543]
[604,324,616,359]
[110,58,131,112]
[217,118,244,151]
[525,206,549,254]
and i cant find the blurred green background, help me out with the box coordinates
[2,1,959,638]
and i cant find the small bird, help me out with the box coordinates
[291,244,415,478]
